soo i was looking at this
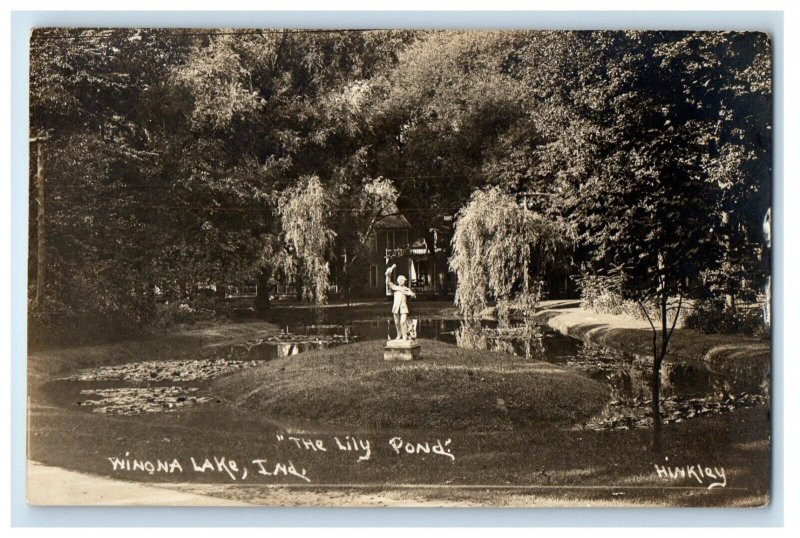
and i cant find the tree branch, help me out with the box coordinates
[638,298,658,360]
[665,291,684,344]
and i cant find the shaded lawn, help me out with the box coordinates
[211,339,609,430]
[28,396,770,507]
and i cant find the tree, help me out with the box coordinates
[450,187,574,320]
[552,31,771,451]
[28,29,198,341]
[171,30,414,309]
[277,175,401,304]
[364,31,534,235]
[332,176,400,302]
[664,33,772,307]
[29,28,417,337]
[278,176,337,303]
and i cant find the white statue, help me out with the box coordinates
[385,264,416,340]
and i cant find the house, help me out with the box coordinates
[348,211,456,299]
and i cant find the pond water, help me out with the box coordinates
[254,303,766,402]
[53,301,768,429]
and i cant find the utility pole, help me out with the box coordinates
[30,133,50,309]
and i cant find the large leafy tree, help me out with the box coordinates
[30,29,771,360]
[171,30,414,307]
[363,31,533,241]
[29,29,196,340]
[450,187,574,320]
[30,28,415,336]
[552,31,771,451]
[664,33,772,306]
[332,176,400,302]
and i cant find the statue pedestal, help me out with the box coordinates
[384,339,422,361]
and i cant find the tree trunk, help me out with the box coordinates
[641,283,682,455]
[146,279,156,306]
[34,140,46,308]
[145,279,157,322]
[255,268,271,315]
[651,353,663,453]
[216,283,227,301]
[342,250,351,307]
[343,264,352,307]
[651,290,670,453]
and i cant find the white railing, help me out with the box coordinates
[385,245,429,258]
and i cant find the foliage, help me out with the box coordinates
[550,32,771,305]
[684,299,767,337]
[363,31,565,230]
[278,176,337,303]
[576,273,670,323]
[576,273,627,316]
[450,187,574,318]
[28,29,412,339]
[28,29,771,355]
[549,31,771,451]
[332,176,400,297]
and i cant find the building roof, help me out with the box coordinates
[375,206,412,229]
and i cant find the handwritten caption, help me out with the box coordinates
[106,433,454,483]
[654,464,727,490]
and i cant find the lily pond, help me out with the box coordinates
[57,301,768,431]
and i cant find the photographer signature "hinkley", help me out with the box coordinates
[654,464,727,490]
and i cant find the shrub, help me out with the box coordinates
[684,299,767,337]
[147,301,218,331]
[576,273,682,325]
[28,300,149,349]
[577,273,626,315]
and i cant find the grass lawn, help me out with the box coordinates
[28,391,770,506]
[28,334,771,506]
[211,339,609,430]
[27,316,771,507]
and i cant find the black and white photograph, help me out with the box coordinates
[25,27,773,507]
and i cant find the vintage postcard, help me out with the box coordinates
[27,28,772,507]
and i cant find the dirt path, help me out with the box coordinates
[24,461,488,507]
[536,305,770,368]
[28,461,672,507]
[26,461,250,506]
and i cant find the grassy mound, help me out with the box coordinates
[211,339,609,431]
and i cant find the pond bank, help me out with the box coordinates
[28,320,280,382]
[534,305,771,379]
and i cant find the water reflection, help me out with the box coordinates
[454,319,546,359]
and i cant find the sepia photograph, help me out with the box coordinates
[25,27,773,508]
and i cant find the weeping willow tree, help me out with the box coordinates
[279,176,337,304]
[450,187,575,319]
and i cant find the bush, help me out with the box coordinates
[684,300,767,337]
[27,265,162,349]
[147,301,219,331]
[577,274,626,315]
[576,273,683,325]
